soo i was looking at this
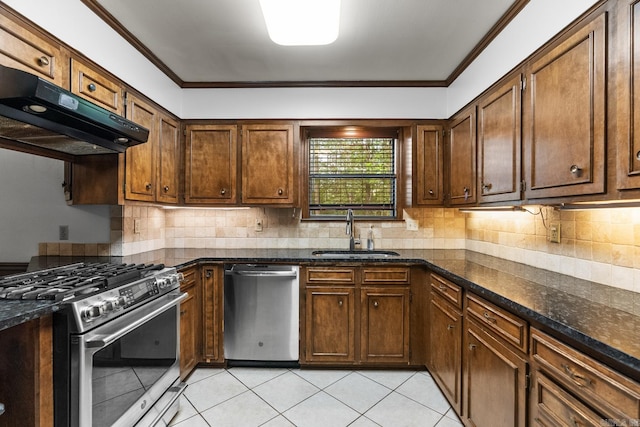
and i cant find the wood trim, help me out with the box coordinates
[80,0,528,89]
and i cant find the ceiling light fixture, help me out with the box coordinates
[259,0,341,46]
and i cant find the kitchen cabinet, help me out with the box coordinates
[184,124,238,205]
[241,124,296,205]
[462,293,528,427]
[530,328,640,426]
[447,106,477,206]
[413,124,445,205]
[427,273,463,414]
[0,316,53,427]
[179,266,200,380]
[522,11,606,200]
[124,93,157,202]
[0,7,69,88]
[301,266,410,366]
[70,58,124,115]
[201,264,224,364]
[477,74,522,203]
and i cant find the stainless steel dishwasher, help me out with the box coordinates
[224,264,299,365]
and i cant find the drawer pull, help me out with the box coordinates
[88,83,97,92]
[438,284,447,291]
[163,185,170,192]
[469,344,477,351]
[561,364,592,387]
[38,56,50,66]
[338,299,343,307]
[447,324,455,330]
[145,182,152,190]
[180,310,186,316]
[373,300,379,308]
[570,415,585,427]
[483,311,497,323]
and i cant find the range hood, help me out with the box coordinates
[0,64,149,159]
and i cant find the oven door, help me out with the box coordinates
[70,291,186,427]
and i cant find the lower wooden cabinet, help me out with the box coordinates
[301,266,411,366]
[201,264,224,363]
[463,318,528,427]
[178,266,200,380]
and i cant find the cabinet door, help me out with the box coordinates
[202,265,223,363]
[463,319,528,427]
[241,124,295,205]
[185,124,238,205]
[523,13,606,199]
[414,125,444,205]
[125,94,157,202]
[304,287,355,363]
[156,114,179,204]
[478,74,522,203]
[428,291,462,414]
[448,107,477,205]
[70,58,124,115]
[360,287,410,363]
[0,10,68,87]
[179,284,198,380]
[617,0,640,189]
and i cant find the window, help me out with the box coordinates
[305,127,399,219]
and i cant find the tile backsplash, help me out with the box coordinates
[38,204,640,292]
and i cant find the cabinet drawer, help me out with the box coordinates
[305,267,356,285]
[0,11,68,85]
[70,58,123,114]
[179,267,197,290]
[430,273,462,309]
[466,293,528,353]
[531,371,604,427]
[362,268,410,285]
[531,328,640,422]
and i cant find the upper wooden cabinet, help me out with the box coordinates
[70,58,124,115]
[522,12,607,200]
[477,74,522,204]
[125,94,157,202]
[241,124,296,205]
[184,124,238,205]
[413,124,445,205]
[447,106,477,206]
[0,8,69,88]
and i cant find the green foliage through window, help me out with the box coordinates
[309,137,397,218]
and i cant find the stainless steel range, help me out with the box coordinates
[0,262,186,427]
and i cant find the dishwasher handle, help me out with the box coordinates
[225,265,297,278]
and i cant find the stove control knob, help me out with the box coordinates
[81,304,103,322]
[116,295,127,308]
[102,298,119,313]
[157,278,169,289]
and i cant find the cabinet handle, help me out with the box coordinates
[205,271,212,279]
[145,182,152,190]
[180,310,186,316]
[277,188,284,195]
[373,300,379,308]
[636,150,640,161]
[481,182,492,192]
[438,284,447,291]
[338,299,343,307]
[469,344,477,351]
[561,364,592,387]
[88,83,97,92]
[463,187,470,201]
[428,189,434,196]
[38,56,50,66]
[570,164,582,175]
[163,185,170,193]
[220,188,227,195]
[483,311,497,323]
[570,415,585,427]
[447,324,455,330]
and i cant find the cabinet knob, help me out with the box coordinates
[463,187,470,201]
[277,188,284,195]
[163,185,170,193]
[88,83,97,92]
[145,183,152,190]
[428,189,434,196]
[180,310,186,316]
[636,150,640,161]
[205,271,212,278]
[38,56,50,66]
[483,311,497,323]
[373,300,379,308]
[481,182,492,192]
[570,164,582,175]
[469,344,477,351]
[220,188,226,195]
[338,299,343,307]
[447,324,455,330]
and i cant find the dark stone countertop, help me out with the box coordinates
[5,248,639,381]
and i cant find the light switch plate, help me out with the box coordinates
[406,219,419,231]
[549,223,561,243]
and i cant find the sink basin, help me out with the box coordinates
[312,250,401,258]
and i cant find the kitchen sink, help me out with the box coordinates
[312,250,401,258]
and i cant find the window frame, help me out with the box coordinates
[301,125,405,221]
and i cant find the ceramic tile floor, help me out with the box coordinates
[168,367,463,427]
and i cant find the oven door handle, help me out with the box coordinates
[85,291,187,349]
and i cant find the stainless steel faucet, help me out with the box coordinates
[345,209,360,250]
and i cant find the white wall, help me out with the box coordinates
[0,150,110,261]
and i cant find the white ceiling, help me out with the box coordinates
[90,0,520,86]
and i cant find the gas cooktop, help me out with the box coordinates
[0,262,165,301]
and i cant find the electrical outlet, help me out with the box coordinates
[406,219,419,231]
[134,219,141,234]
[59,225,69,241]
[549,223,561,243]
[255,218,263,232]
